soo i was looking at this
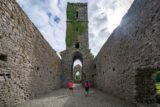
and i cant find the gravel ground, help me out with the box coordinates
[13,84,136,107]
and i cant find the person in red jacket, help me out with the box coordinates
[84,81,91,96]
[68,81,74,95]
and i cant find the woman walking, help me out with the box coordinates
[68,81,74,95]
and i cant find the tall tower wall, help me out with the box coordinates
[66,3,88,48]
[61,3,95,87]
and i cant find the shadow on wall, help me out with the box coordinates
[135,67,160,104]
[94,0,160,105]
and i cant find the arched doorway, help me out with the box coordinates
[135,68,160,104]
[75,71,81,81]
[61,49,94,87]
[73,63,82,83]
[154,71,160,104]
[71,52,84,83]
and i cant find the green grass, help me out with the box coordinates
[156,82,160,94]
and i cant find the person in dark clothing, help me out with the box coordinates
[84,81,91,96]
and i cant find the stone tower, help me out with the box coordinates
[61,3,94,87]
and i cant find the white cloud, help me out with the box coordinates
[17,0,66,54]
[16,0,134,57]
[68,0,87,3]
[88,0,134,56]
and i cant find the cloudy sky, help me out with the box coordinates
[16,0,134,57]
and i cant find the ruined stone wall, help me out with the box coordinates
[61,3,95,87]
[0,0,62,106]
[61,48,94,87]
[95,0,160,104]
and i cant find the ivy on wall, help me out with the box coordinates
[67,4,77,21]
[66,4,88,47]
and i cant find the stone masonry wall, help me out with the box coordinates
[61,48,94,87]
[61,3,94,87]
[95,0,160,104]
[0,0,62,106]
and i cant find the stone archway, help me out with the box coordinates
[73,64,82,83]
[135,67,160,104]
[61,49,94,87]
[71,52,84,82]
[75,71,81,81]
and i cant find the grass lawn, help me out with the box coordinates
[156,82,160,94]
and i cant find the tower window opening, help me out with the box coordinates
[76,28,79,32]
[0,53,7,61]
[76,11,78,18]
[94,64,96,69]
[75,42,80,49]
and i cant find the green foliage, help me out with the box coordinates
[66,21,87,47]
[156,83,160,94]
[66,23,77,47]
[77,22,87,34]
[75,74,81,81]
[67,4,77,21]
[66,3,88,47]
[155,71,160,94]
